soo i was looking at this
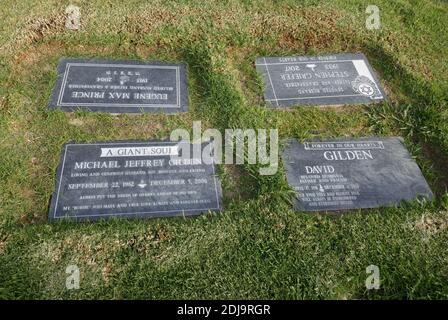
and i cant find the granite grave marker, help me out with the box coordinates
[48,141,221,221]
[48,58,188,113]
[255,53,386,107]
[282,137,433,211]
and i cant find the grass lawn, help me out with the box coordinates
[0,0,447,299]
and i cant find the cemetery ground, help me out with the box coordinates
[0,0,447,299]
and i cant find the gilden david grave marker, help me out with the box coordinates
[255,53,386,107]
[282,137,433,211]
[48,141,222,221]
[48,58,188,113]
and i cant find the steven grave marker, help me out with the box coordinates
[48,141,221,221]
[48,58,188,113]
[255,53,386,107]
[282,137,433,211]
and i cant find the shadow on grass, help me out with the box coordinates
[364,42,448,195]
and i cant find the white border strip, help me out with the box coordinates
[266,94,363,101]
[255,59,363,66]
[263,57,279,107]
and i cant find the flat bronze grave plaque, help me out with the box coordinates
[282,137,433,211]
[48,59,188,113]
[256,53,386,107]
[49,141,221,221]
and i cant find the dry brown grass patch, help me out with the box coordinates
[415,211,448,236]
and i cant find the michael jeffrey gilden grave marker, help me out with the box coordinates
[255,53,386,107]
[282,137,433,211]
[48,141,222,221]
[48,58,188,113]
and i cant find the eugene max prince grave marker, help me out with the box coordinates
[48,141,221,221]
[282,137,433,211]
[255,53,386,107]
[48,58,188,113]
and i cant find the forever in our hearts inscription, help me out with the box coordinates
[48,141,222,221]
[256,53,386,107]
[48,59,188,113]
[282,137,433,211]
